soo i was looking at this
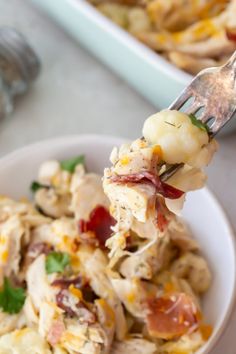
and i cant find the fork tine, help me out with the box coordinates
[198,111,210,124]
[210,110,236,135]
[168,88,192,110]
[162,50,236,181]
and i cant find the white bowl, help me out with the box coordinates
[0,134,235,353]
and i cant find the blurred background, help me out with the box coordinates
[0,0,155,155]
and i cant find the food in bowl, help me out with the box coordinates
[89,0,236,74]
[0,110,218,353]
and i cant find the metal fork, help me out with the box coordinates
[160,50,236,182]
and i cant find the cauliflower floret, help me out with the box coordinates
[32,218,77,254]
[160,331,205,354]
[38,160,61,185]
[143,110,209,165]
[110,277,149,319]
[111,338,156,354]
[171,252,211,293]
[188,138,218,168]
[35,188,72,218]
[38,160,71,193]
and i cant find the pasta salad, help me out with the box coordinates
[0,110,217,353]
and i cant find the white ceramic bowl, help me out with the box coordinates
[0,134,235,353]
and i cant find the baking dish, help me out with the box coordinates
[31,0,191,109]
[31,0,236,133]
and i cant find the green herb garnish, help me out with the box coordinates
[45,252,70,274]
[60,155,84,173]
[189,114,210,133]
[0,278,26,314]
[30,181,46,192]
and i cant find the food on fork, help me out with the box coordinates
[0,110,216,353]
[89,0,236,74]
[103,109,217,351]
[104,109,217,259]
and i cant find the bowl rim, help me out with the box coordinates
[196,187,236,354]
[0,133,235,353]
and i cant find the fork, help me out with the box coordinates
[160,50,236,182]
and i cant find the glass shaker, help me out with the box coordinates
[0,27,40,119]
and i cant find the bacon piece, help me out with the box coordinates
[82,283,99,302]
[24,242,53,268]
[156,212,168,232]
[78,205,116,246]
[56,289,96,323]
[47,318,65,346]
[52,277,98,302]
[51,276,85,289]
[111,171,184,199]
[27,242,53,257]
[145,293,200,340]
[226,29,236,42]
[156,198,170,232]
[56,290,75,317]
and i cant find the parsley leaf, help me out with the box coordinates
[189,114,210,133]
[60,155,85,173]
[46,252,70,274]
[30,181,47,193]
[0,278,26,314]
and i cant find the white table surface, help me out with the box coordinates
[1,0,236,352]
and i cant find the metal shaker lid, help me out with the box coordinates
[0,27,40,95]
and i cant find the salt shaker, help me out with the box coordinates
[0,27,40,119]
